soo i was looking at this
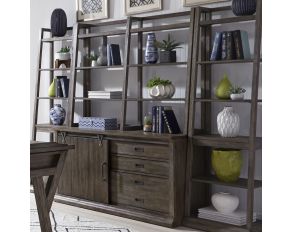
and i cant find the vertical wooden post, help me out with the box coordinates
[247,0,262,230]
[49,32,54,142]
[137,19,143,127]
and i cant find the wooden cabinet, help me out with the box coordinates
[57,134,109,204]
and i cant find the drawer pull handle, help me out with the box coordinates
[134,198,144,203]
[134,147,144,152]
[135,163,144,168]
[134,180,144,185]
[101,162,107,182]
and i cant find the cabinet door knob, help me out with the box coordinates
[134,198,144,203]
[135,163,144,168]
[134,180,144,185]
[101,162,107,181]
[134,147,144,152]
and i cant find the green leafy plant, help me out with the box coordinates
[154,34,182,51]
[57,46,70,53]
[146,76,172,88]
[229,85,246,94]
[85,54,98,61]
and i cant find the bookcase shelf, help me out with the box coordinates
[193,98,262,103]
[200,15,256,26]
[39,68,71,71]
[75,66,124,70]
[42,35,73,42]
[197,59,256,65]
[37,97,68,100]
[128,62,187,67]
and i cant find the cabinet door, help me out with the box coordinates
[58,135,109,204]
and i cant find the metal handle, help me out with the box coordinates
[134,180,144,185]
[101,162,107,181]
[134,198,144,203]
[135,163,144,168]
[134,147,144,152]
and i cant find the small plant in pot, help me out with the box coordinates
[147,76,175,99]
[229,85,246,100]
[155,34,182,63]
[55,46,70,60]
[85,54,98,67]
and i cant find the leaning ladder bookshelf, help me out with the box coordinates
[184,2,262,232]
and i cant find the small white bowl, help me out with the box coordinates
[230,93,244,100]
[211,192,239,214]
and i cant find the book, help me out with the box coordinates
[210,32,222,61]
[240,30,251,59]
[232,30,244,59]
[107,44,112,66]
[60,77,69,98]
[152,106,157,133]
[221,31,228,60]
[55,77,63,98]
[88,91,122,95]
[226,31,236,60]
[110,44,121,65]
[162,109,181,134]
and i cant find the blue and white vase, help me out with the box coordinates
[50,104,66,125]
[145,33,158,64]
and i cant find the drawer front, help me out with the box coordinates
[111,172,169,213]
[111,155,169,177]
[111,141,169,160]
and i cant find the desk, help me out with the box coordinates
[30,142,74,232]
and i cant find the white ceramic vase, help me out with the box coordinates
[148,84,175,99]
[211,192,239,214]
[55,52,70,60]
[217,106,240,137]
[230,93,244,100]
[91,60,98,67]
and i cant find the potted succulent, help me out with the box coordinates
[147,76,175,99]
[155,34,182,63]
[85,54,98,67]
[229,85,246,100]
[55,46,70,60]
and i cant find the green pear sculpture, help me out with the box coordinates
[215,74,232,99]
[48,78,56,97]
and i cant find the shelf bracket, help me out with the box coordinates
[97,135,104,147]
[60,132,67,143]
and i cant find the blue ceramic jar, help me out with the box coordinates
[50,104,66,125]
[145,33,158,64]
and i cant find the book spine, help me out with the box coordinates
[60,78,66,98]
[110,44,121,65]
[55,78,63,98]
[210,32,222,61]
[240,31,251,59]
[226,31,236,60]
[158,106,164,134]
[107,44,112,66]
[232,30,244,59]
[162,110,172,134]
[221,31,228,60]
[156,106,159,133]
[152,106,156,133]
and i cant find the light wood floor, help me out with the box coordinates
[31,193,201,232]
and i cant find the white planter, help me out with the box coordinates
[211,192,239,214]
[55,52,70,60]
[148,84,175,99]
[230,93,244,100]
[217,106,240,137]
[91,60,98,67]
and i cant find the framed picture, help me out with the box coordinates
[183,0,229,7]
[76,0,108,21]
[125,0,162,15]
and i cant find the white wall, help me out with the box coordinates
[30,0,261,218]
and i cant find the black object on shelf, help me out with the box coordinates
[221,31,228,60]
[109,44,122,65]
[232,0,257,16]
[51,8,67,37]
[210,32,222,61]
[226,31,236,60]
[162,108,181,134]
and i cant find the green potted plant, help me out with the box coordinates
[55,46,70,60]
[155,34,182,63]
[229,85,246,100]
[146,76,175,99]
[85,54,98,67]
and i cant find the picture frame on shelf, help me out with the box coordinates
[183,0,229,7]
[125,0,162,15]
[76,0,108,22]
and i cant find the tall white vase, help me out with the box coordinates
[217,106,240,137]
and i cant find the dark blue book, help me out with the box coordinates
[152,106,157,133]
[55,77,63,98]
[60,77,69,98]
[221,31,228,60]
[162,109,181,134]
[110,44,121,65]
[107,44,112,66]
[232,30,244,60]
[226,31,236,60]
[210,32,222,61]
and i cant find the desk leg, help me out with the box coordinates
[32,177,53,232]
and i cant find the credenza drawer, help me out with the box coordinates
[111,141,169,160]
[111,155,168,177]
[110,172,169,213]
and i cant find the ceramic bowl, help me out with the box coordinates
[211,192,239,214]
[230,93,244,100]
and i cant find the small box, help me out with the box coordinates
[79,117,118,130]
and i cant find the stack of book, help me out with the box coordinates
[152,106,181,134]
[107,44,122,66]
[198,206,257,226]
[210,30,251,61]
[55,76,69,98]
[88,91,122,99]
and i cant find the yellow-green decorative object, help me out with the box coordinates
[215,74,232,99]
[48,79,56,97]
[211,149,242,182]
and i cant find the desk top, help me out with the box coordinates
[30,142,74,154]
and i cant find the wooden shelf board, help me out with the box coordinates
[200,15,256,26]
[75,66,123,70]
[42,36,73,42]
[192,134,262,150]
[197,59,256,64]
[192,175,262,189]
[193,98,262,103]
[128,62,187,67]
[74,97,123,101]
[37,97,68,100]
[135,98,185,102]
[130,22,190,33]
[39,68,70,71]
[183,216,262,232]
[78,29,126,39]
